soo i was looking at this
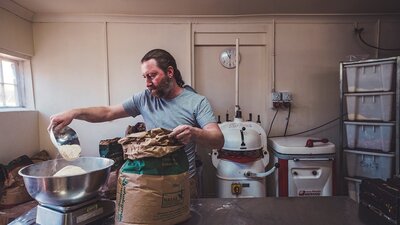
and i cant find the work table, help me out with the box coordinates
[10,196,376,225]
[181,196,370,225]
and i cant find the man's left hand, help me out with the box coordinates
[169,125,195,145]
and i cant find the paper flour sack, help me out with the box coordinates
[116,128,190,225]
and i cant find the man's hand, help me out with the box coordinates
[48,110,76,133]
[169,123,224,149]
[169,125,194,145]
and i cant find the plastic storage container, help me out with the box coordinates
[344,121,395,152]
[344,149,394,179]
[345,176,362,202]
[345,92,395,121]
[345,61,395,92]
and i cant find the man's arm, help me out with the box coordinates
[49,104,129,132]
[169,123,224,149]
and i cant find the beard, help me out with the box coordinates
[149,75,174,98]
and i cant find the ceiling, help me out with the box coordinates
[6,0,400,18]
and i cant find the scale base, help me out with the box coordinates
[36,199,114,225]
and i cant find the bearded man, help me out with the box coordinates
[49,49,224,198]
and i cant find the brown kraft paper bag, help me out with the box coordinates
[116,128,190,225]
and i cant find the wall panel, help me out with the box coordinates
[32,22,114,158]
[24,15,400,197]
[107,22,191,104]
[0,8,33,56]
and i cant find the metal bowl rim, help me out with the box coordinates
[18,157,114,179]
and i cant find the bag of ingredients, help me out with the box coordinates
[0,155,33,209]
[125,122,146,136]
[99,138,124,201]
[1,150,51,209]
[30,150,51,163]
[99,137,124,171]
[116,128,190,225]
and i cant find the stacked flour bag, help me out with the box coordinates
[116,128,190,225]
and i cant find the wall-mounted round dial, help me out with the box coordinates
[219,48,240,69]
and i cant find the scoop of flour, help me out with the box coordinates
[58,144,81,161]
[53,165,86,177]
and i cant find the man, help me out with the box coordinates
[49,49,224,197]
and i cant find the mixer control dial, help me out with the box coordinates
[231,183,242,195]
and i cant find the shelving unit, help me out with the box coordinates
[339,56,400,200]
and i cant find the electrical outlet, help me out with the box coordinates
[281,92,292,102]
[271,92,282,102]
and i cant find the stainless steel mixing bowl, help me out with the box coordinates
[18,157,114,206]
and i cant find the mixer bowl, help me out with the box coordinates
[18,157,114,206]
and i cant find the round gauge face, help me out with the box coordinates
[219,48,240,69]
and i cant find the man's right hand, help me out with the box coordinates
[48,110,76,133]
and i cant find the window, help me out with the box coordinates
[0,56,24,108]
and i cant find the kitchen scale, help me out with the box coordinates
[36,197,114,225]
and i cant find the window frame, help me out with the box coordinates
[0,56,25,108]
[0,51,34,111]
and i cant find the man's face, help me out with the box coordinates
[141,59,173,98]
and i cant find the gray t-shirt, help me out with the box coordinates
[122,88,217,177]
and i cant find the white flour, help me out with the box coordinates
[58,144,81,161]
[53,165,86,177]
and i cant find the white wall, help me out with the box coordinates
[0,111,39,164]
[32,21,193,158]
[0,8,37,164]
[107,22,191,104]
[192,17,400,196]
[32,22,124,158]
[1,12,399,194]
[30,15,400,197]
[0,8,33,56]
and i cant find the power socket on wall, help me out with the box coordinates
[281,92,292,102]
[271,92,282,102]
[271,91,292,109]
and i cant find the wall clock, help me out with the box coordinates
[219,48,240,69]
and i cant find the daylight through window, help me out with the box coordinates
[0,57,23,107]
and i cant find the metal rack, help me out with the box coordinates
[339,56,400,196]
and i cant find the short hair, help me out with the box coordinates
[141,49,185,87]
